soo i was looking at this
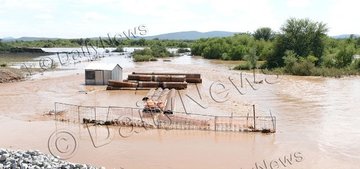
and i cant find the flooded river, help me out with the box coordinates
[0,50,359,169]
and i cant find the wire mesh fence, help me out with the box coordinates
[54,102,276,133]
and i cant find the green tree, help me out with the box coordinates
[245,48,258,69]
[253,27,274,41]
[269,18,328,68]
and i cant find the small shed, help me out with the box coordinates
[85,63,122,85]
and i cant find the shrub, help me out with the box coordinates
[132,55,157,62]
[133,48,152,55]
[283,51,318,76]
[350,59,360,70]
[113,46,124,52]
[177,48,190,53]
[335,45,355,68]
[321,54,337,68]
[233,62,251,70]
[221,53,231,60]
[283,50,298,73]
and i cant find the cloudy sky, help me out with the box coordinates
[0,0,359,38]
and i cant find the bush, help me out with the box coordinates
[283,50,298,73]
[321,53,337,68]
[132,55,157,62]
[0,63,7,67]
[233,62,251,70]
[350,59,360,70]
[221,53,231,60]
[177,48,190,53]
[133,48,152,55]
[150,44,171,57]
[335,45,355,68]
[113,46,124,52]
[291,58,316,76]
[283,51,318,76]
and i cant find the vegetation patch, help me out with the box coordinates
[192,18,360,77]
[131,43,173,62]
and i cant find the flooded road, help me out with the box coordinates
[0,53,359,169]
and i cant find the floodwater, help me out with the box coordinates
[0,50,359,169]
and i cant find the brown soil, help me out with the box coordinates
[0,68,23,83]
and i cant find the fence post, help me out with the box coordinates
[253,105,256,130]
[54,102,57,121]
[214,116,217,131]
[77,106,80,123]
[94,107,97,122]
[231,113,233,131]
[269,110,276,132]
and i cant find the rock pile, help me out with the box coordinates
[0,149,102,169]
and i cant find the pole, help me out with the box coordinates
[253,105,256,130]
[215,117,217,131]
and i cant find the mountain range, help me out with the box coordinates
[1,31,359,42]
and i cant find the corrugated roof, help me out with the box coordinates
[85,63,121,70]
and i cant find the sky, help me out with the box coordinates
[0,0,359,38]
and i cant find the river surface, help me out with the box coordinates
[0,49,359,169]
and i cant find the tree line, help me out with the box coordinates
[1,18,360,76]
[0,38,191,49]
[191,18,360,76]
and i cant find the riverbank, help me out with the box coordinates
[0,68,23,83]
[233,63,360,77]
[0,149,101,169]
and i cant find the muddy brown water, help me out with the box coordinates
[0,55,359,169]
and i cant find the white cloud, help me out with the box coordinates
[325,0,360,35]
[0,0,359,37]
[286,0,311,8]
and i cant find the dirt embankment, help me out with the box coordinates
[0,68,23,83]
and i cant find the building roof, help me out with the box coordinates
[85,63,122,71]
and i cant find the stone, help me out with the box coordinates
[0,149,102,169]
[20,163,28,169]
[0,155,7,162]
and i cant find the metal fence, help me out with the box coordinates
[54,102,276,133]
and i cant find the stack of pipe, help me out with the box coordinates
[132,72,202,83]
[164,89,176,114]
[107,72,201,90]
[107,80,187,90]
[128,74,186,82]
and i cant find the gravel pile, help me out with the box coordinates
[0,149,102,169]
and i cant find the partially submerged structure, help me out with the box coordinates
[85,63,122,85]
[107,72,202,90]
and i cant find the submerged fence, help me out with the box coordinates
[53,102,276,133]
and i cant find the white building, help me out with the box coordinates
[85,63,122,85]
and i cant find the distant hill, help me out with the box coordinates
[332,34,360,39]
[2,32,359,42]
[144,31,238,40]
[1,31,238,42]
[1,37,60,42]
